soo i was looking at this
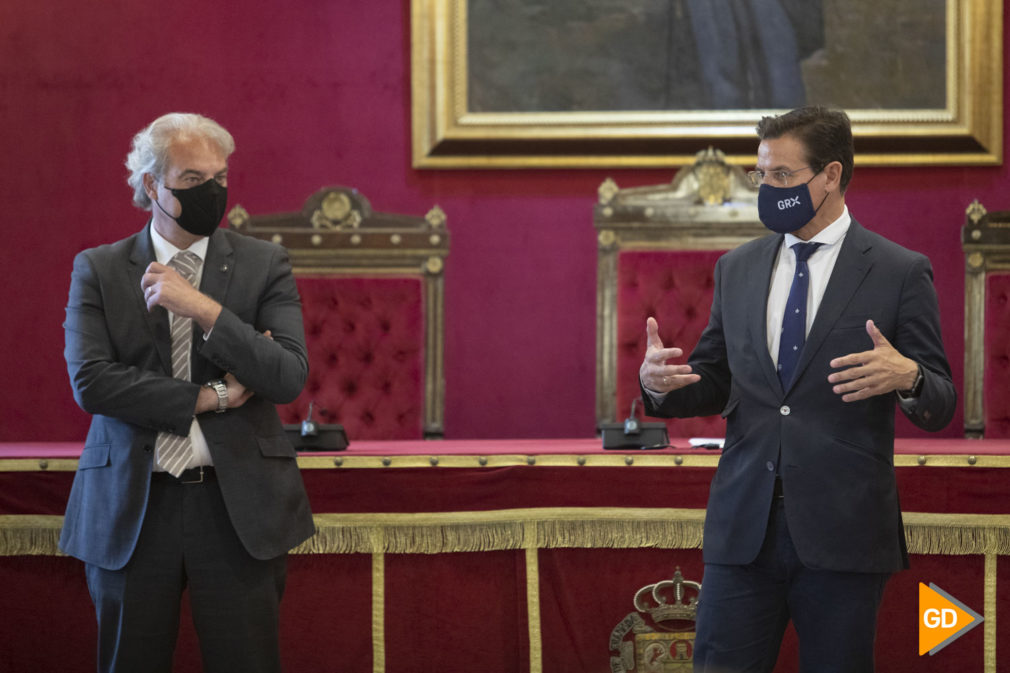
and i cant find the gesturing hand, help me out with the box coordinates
[639,317,701,393]
[828,319,919,402]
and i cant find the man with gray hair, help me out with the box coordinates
[62,112,314,672]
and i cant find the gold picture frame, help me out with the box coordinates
[411,0,1002,169]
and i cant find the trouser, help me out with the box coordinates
[693,497,890,673]
[85,468,288,673]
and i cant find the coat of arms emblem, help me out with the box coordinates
[609,567,701,672]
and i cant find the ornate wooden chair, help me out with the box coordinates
[961,200,1010,438]
[228,187,449,439]
[594,148,766,438]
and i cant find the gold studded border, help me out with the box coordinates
[4,452,1009,474]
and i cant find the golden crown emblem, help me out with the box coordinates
[632,567,701,623]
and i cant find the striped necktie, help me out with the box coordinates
[777,242,822,389]
[155,250,202,476]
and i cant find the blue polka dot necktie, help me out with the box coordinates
[777,242,822,389]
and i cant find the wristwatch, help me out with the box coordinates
[898,365,924,398]
[205,379,228,413]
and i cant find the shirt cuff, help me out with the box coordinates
[641,380,669,404]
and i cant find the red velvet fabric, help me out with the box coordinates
[985,273,1010,437]
[384,551,529,673]
[617,250,728,436]
[2,448,1008,672]
[280,276,425,439]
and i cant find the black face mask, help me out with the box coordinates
[154,178,228,237]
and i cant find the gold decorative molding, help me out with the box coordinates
[5,452,1010,474]
[411,0,1002,168]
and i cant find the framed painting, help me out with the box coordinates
[411,0,1002,168]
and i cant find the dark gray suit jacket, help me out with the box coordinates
[644,220,956,573]
[61,223,315,570]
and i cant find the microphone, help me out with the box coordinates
[300,401,319,438]
[624,397,642,435]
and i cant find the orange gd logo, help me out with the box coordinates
[918,582,983,655]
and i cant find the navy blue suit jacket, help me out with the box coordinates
[644,220,955,573]
[61,224,315,570]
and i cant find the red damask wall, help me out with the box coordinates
[1,0,1006,441]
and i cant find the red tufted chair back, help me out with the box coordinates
[228,187,449,439]
[280,276,426,439]
[594,154,767,441]
[617,250,726,437]
[963,200,1010,437]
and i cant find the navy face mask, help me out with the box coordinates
[757,173,827,234]
[154,178,228,237]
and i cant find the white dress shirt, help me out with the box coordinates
[149,226,214,470]
[766,207,850,364]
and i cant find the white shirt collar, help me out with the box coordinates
[149,222,210,266]
[784,205,851,249]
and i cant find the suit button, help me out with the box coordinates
[143,445,152,453]
[766,461,775,472]
[780,405,791,416]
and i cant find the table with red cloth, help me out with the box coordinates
[1,439,1009,673]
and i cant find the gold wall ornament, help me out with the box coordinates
[230,186,451,438]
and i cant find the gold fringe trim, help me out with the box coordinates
[290,508,706,555]
[5,510,1010,557]
[902,513,1010,555]
[0,515,65,556]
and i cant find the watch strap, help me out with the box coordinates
[205,379,228,413]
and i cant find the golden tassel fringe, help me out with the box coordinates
[4,511,1010,557]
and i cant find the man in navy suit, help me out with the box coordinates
[640,106,955,672]
[62,113,315,672]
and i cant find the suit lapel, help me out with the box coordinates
[746,235,786,396]
[200,229,234,305]
[129,223,173,375]
[787,219,873,392]
[193,229,234,380]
